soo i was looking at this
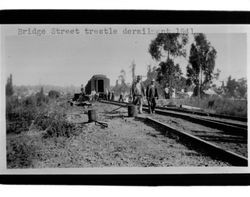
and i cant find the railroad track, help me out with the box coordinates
[100,99,247,122]
[100,100,248,166]
[100,100,247,136]
[145,117,248,166]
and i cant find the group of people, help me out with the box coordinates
[131,75,158,114]
[78,76,159,114]
[79,84,99,101]
[77,84,88,102]
[104,89,115,101]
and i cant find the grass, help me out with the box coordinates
[6,94,76,135]
[157,95,247,117]
[6,96,38,134]
[6,94,79,168]
[7,130,71,168]
[6,93,247,168]
[7,133,39,168]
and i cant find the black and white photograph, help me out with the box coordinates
[0,23,249,176]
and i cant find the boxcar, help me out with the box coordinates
[85,74,110,97]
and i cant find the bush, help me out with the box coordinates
[176,96,247,117]
[209,97,247,117]
[157,95,247,117]
[6,96,37,133]
[7,137,36,168]
[48,90,60,99]
[6,93,77,136]
[6,94,50,134]
[33,109,76,138]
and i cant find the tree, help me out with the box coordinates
[224,76,247,98]
[149,33,188,61]
[6,74,14,97]
[143,65,159,92]
[187,33,217,97]
[145,65,157,84]
[149,33,188,98]
[213,69,221,81]
[176,76,187,92]
[113,69,130,96]
[156,59,183,91]
[48,90,60,99]
[225,76,238,98]
[237,78,247,98]
[36,87,46,105]
[118,69,126,85]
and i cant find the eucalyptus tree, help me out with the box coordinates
[149,33,188,98]
[187,33,217,97]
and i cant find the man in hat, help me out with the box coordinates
[146,79,159,114]
[131,75,145,114]
[119,92,124,102]
[80,84,85,95]
[108,89,111,101]
[111,91,115,101]
[78,84,86,102]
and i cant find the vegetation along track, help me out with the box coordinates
[156,105,247,122]
[100,100,248,166]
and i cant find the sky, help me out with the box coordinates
[2,25,247,87]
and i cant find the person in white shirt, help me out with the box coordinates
[164,86,169,99]
[131,75,145,114]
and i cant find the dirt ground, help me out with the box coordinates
[7,101,231,168]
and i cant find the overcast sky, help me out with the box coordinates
[2,25,247,87]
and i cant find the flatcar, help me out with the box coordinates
[85,74,110,98]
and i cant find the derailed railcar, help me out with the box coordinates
[85,74,110,98]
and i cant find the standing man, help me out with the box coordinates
[119,92,124,102]
[111,91,115,101]
[105,88,109,100]
[78,84,86,102]
[81,84,85,95]
[91,90,96,101]
[131,75,145,114]
[146,79,159,114]
[108,89,111,101]
[164,86,169,99]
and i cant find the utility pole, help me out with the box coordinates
[197,46,201,99]
[167,51,173,99]
[200,64,202,99]
[131,60,136,84]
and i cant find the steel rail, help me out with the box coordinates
[146,117,248,166]
[100,100,247,136]
[100,99,247,122]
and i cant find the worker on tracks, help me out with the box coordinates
[131,75,145,114]
[119,92,124,102]
[81,84,85,95]
[146,79,159,114]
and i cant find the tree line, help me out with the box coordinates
[113,33,247,99]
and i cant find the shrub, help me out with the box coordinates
[48,90,60,99]
[33,109,76,138]
[157,95,247,117]
[6,94,50,134]
[6,96,37,133]
[7,137,35,168]
[6,93,77,136]
[178,96,247,117]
